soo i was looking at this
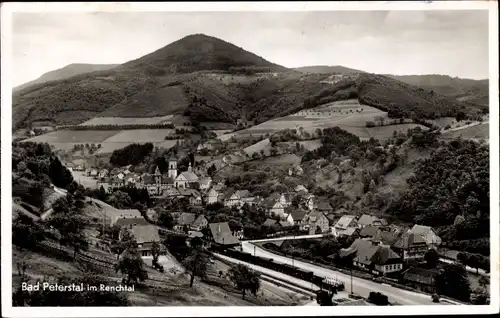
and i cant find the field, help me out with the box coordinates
[440,122,489,140]
[102,129,175,143]
[232,99,428,141]
[25,130,120,143]
[279,139,322,151]
[23,128,182,154]
[243,138,271,156]
[80,115,174,126]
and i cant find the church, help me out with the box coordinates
[139,156,201,195]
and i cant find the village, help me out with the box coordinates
[59,147,485,305]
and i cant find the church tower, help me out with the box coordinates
[154,166,162,194]
[168,157,178,179]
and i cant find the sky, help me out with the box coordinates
[12,10,490,86]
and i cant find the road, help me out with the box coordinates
[241,242,455,306]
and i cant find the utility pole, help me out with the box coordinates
[254,244,256,257]
[350,268,353,295]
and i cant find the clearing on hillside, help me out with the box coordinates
[243,138,271,156]
[234,99,428,141]
[102,129,175,143]
[80,115,174,126]
[25,130,120,143]
[441,122,489,140]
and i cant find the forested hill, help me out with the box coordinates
[12,34,486,131]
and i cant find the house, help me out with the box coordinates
[127,225,161,257]
[206,187,220,205]
[409,225,442,249]
[178,188,203,206]
[115,217,149,228]
[286,209,308,229]
[207,222,240,247]
[110,176,125,188]
[90,169,99,178]
[357,214,387,228]
[334,215,358,231]
[264,199,285,219]
[314,199,333,214]
[173,213,197,231]
[303,211,330,234]
[335,227,359,238]
[236,190,255,206]
[294,185,308,193]
[392,232,428,261]
[223,189,241,207]
[232,229,244,240]
[372,228,399,246]
[402,266,439,293]
[140,166,174,196]
[343,239,403,275]
[174,162,199,189]
[110,209,143,225]
[191,215,209,231]
[117,172,125,180]
[359,225,380,238]
[98,169,109,179]
[305,194,315,211]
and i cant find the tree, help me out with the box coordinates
[115,246,148,285]
[157,210,175,229]
[151,241,161,266]
[434,263,471,302]
[48,193,89,258]
[228,264,261,300]
[424,249,439,268]
[182,249,209,287]
[478,276,490,290]
[107,190,132,209]
[12,214,46,250]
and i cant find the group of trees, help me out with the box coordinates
[434,263,472,302]
[72,143,102,154]
[12,141,75,211]
[392,139,489,247]
[49,190,90,258]
[457,252,490,273]
[62,123,175,130]
[109,143,155,167]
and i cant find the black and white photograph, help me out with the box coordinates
[1,1,498,317]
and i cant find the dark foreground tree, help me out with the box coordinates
[12,214,46,250]
[424,249,440,268]
[435,263,471,302]
[182,249,209,287]
[228,264,261,300]
[115,246,148,285]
